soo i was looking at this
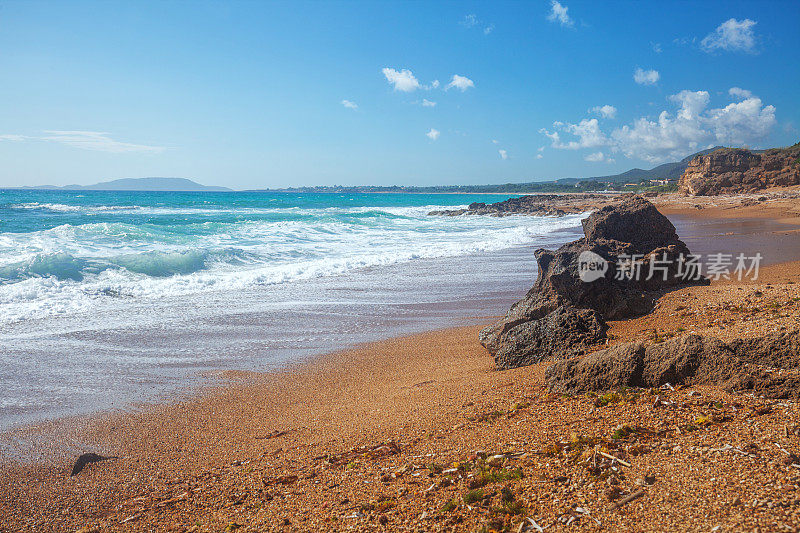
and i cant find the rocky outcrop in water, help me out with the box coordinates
[679,144,800,196]
[545,330,800,399]
[428,194,614,217]
[480,196,708,369]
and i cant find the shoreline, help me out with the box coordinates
[3,195,800,531]
[5,194,797,439]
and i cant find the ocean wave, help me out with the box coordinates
[10,202,142,213]
[0,248,262,283]
[0,204,587,324]
[6,202,462,218]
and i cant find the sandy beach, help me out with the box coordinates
[3,192,800,532]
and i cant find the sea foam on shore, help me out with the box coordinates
[0,190,586,429]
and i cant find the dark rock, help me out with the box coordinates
[481,196,708,369]
[545,330,800,399]
[640,335,738,386]
[728,329,800,368]
[428,194,610,217]
[490,306,607,369]
[543,342,645,393]
[581,198,683,253]
[70,452,114,476]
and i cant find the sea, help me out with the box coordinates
[0,190,587,431]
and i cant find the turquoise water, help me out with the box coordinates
[0,189,587,431]
[0,190,584,324]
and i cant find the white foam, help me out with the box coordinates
[0,206,586,324]
[11,202,141,212]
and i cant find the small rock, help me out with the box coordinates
[70,453,113,476]
[784,453,800,466]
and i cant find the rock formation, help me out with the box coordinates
[545,330,800,399]
[480,196,708,369]
[679,143,800,196]
[428,194,614,217]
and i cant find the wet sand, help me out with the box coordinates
[2,194,800,532]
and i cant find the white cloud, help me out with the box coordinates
[701,18,758,53]
[461,14,494,35]
[41,131,165,153]
[382,67,421,92]
[652,42,662,53]
[421,99,437,107]
[426,128,440,141]
[430,80,440,89]
[492,139,500,145]
[729,87,753,100]
[341,99,358,110]
[537,146,545,152]
[0,130,165,153]
[590,104,617,119]
[615,91,775,162]
[706,96,776,145]
[634,68,660,86]
[536,154,543,159]
[547,1,574,28]
[446,74,474,92]
[499,149,508,160]
[543,90,777,164]
[584,151,605,162]
[540,118,608,150]
[460,14,478,28]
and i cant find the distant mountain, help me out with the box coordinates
[21,177,232,192]
[259,148,727,195]
[579,147,724,184]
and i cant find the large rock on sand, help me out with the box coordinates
[491,306,607,369]
[545,330,800,399]
[480,196,707,369]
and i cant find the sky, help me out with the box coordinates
[1,0,798,189]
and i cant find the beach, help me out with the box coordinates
[0,191,586,430]
[2,191,800,532]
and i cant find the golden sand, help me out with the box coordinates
[2,194,800,532]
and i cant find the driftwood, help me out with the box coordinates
[254,429,292,440]
[598,450,631,467]
[612,489,646,510]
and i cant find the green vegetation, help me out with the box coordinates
[463,489,485,504]
[471,467,524,488]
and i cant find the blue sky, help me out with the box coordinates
[1,0,798,189]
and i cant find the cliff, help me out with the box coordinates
[679,143,800,196]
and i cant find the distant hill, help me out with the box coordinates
[259,148,724,194]
[21,177,232,192]
[562,147,724,185]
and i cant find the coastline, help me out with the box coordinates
[3,196,800,531]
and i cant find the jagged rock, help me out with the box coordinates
[545,330,800,399]
[480,196,707,369]
[491,306,607,369]
[427,194,612,217]
[679,144,800,196]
